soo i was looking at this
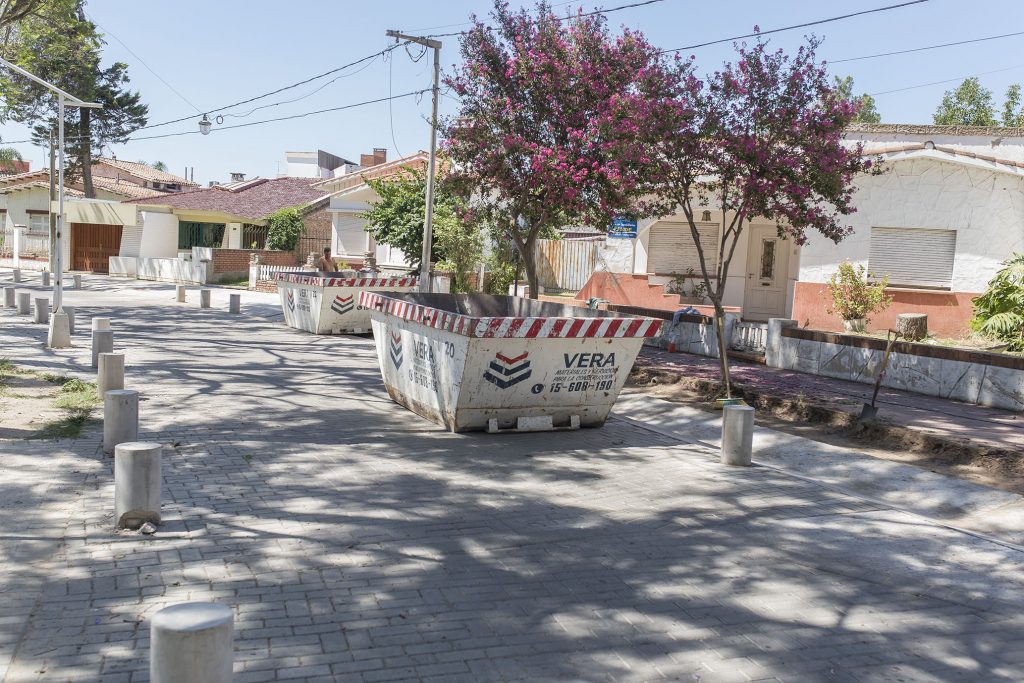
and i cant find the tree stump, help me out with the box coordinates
[896,313,928,341]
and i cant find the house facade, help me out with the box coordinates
[587,124,1024,337]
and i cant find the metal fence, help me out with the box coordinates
[242,224,269,250]
[533,238,600,292]
[0,226,50,258]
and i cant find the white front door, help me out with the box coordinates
[743,225,790,321]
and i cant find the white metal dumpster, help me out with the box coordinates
[362,292,663,432]
[274,271,418,334]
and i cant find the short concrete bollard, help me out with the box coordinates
[2,286,14,308]
[12,268,21,283]
[228,293,240,314]
[47,311,71,348]
[720,404,755,467]
[41,271,50,287]
[62,306,75,335]
[73,274,82,289]
[98,352,125,397]
[175,285,186,303]
[91,316,111,332]
[199,288,211,308]
[150,603,234,683]
[114,441,161,528]
[16,291,30,314]
[33,297,49,324]
[103,389,139,454]
[92,328,114,368]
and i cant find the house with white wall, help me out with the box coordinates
[581,123,1024,337]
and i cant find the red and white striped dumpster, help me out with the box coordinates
[362,292,663,432]
[274,272,418,334]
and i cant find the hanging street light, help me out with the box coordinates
[199,114,212,135]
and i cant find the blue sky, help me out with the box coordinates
[3,0,1023,184]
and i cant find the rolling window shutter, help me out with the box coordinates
[868,227,956,288]
[647,221,719,275]
[334,213,366,256]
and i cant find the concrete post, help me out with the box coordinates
[12,268,21,283]
[11,227,21,268]
[92,328,114,368]
[228,293,240,314]
[16,291,30,314]
[199,288,211,308]
[91,316,111,331]
[98,352,125,397]
[114,441,161,529]
[765,318,797,369]
[73,274,82,289]
[63,306,75,335]
[41,271,50,287]
[103,389,138,454]
[2,287,14,308]
[721,405,755,467]
[176,285,186,303]
[33,297,49,324]
[150,603,234,683]
[47,311,71,348]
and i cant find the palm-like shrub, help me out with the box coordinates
[972,253,1024,351]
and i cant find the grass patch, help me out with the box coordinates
[53,378,100,411]
[216,276,249,288]
[31,412,99,440]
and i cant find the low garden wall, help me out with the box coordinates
[134,256,208,285]
[209,249,295,283]
[611,304,741,358]
[765,319,1024,412]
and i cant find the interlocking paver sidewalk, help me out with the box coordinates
[1,272,1023,682]
[637,347,1024,453]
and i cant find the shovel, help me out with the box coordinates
[860,329,900,421]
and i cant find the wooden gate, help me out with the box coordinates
[72,223,123,273]
[533,238,599,292]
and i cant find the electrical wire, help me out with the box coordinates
[404,0,579,33]
[870,64,1024,96]
[388,51,405,159]
[830,29,1024,64]
[426,0,668,38]
[660,0,930,53]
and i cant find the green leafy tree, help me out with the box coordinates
[834,76,880,123]
[434,211,483,293]
[0,0,147,197]
[933,77,997,126]
[266,208,304,251]
[826,260,892,326]
[1002,84,1024,127]
[0,0,43,36]
[972,253,1024,351]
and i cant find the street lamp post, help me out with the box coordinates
[385,30,442,293]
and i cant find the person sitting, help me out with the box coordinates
[316,247,336,272]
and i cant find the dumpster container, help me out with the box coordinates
[274,271,418,334]
[362,292,663,432]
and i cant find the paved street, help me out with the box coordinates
[2,273,1024,682]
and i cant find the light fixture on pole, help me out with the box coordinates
[199,114,212,135]
[0,56,101,349]
[386,30,442,293]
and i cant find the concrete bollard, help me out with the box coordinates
[150,603,234,683]
[721,404,755,467]
[2,286,13,308]
[199,288,211,308]
[228,293,240,314]
[176,285,186,303]
[63,306,75,335]
[92,328,114,368]
[73,273,82,289]
[114,441,161,529]
[103,389,139,454]
[12,268,21,283]
[47,311,71,348]
[98,352,125,397]
[91,316,111,332]
[16,291,30,314]
[33,297,49,324]
[41,271,50,287]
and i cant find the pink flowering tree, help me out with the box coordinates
[442,0,685,298]
[650,36,876,397]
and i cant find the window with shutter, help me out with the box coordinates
[647,221,720,275]
[868,227,957,289]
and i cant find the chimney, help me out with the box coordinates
[230,172,245,182]
[373,148,387,166]
[359,153,374,167]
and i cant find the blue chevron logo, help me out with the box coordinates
[483,351,532,389]
[286,290,295,312]
[389,332,403,369]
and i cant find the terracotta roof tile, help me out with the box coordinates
[122,176,330,221]
[96,157,199,187]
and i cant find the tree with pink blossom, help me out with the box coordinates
[442,0,685,297]
[649,36,877,397]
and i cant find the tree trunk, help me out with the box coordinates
[79,108,94,198]
[521,244,539,299]
[713,302,732,398]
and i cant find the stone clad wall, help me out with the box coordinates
[765,319,1024,412]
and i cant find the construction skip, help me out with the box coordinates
[362,292,663,432]
[274,272,418,334]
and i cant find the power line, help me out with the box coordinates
[661,0,930,53]
[426,0,667,38]
[404,0,580,32]
[870,64,1024,96]
[126,89,430,141]
[830,29,1024,64]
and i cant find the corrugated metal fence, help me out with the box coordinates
[533,238,599,292]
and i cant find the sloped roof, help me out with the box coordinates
[90,175,166,199]
[122,176,331,221]
[97,157,199,187]
[848,123,1024,137]
[0,169,49,187]
[0,181,83,196]
[863,142,1024,174]
[315,151,429,194]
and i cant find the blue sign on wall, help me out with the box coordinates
[609,217,638,239]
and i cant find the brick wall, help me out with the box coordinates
[293,205,333,265]
[209,248,296,281]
